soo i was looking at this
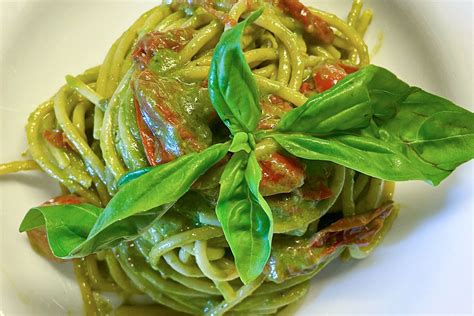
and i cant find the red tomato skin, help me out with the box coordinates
[313,64,348,93]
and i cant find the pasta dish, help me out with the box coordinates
[1,0,473,315]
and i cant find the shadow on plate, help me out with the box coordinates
[385,168,469,246]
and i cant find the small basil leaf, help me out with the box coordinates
[19,204,102,258]
[20,142,230,258]
[21,204,164,258]
[216,150,273,284]
[276,65,410,135]
[208,9,263,134]
[229,132,251,153]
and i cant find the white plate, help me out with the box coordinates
[0,1,472,315]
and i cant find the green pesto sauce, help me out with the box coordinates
[268,194,320,234]
[266,235,344,283]
[135,49,216,154]
[269,162,344,235]
[150,50,214,124]
[140,191,213,245]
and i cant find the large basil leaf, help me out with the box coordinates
[19,142,230,258]
[208,9,263,134]
[216,151,273,284]
[272,65,474,185]
[269,129,473,185]
[276,65,470,136]
[375,88,474,173]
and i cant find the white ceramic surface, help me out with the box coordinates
[0,1,472,315]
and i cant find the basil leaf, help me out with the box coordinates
[19,142,230,258]
[82,142,229,254]
[375,88,474,173]
[208,9,263,134]
[19,203,160,258]
[19,204,102,257]
[276,65,421,135]
[269,129,473,185]
[216,151,273,284]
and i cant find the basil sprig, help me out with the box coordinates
[268,65,474,185]
[209,9,274,284]
[19,7,474,286]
